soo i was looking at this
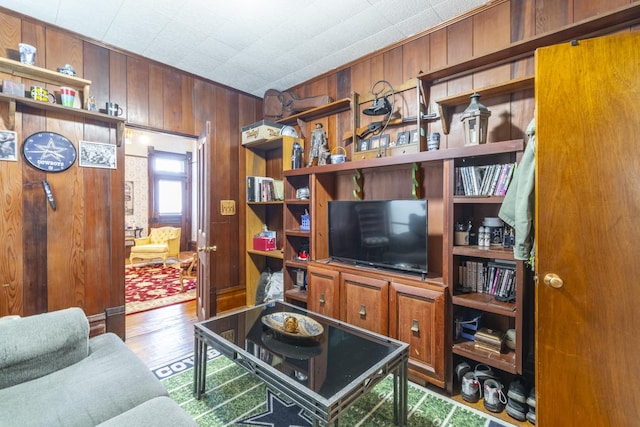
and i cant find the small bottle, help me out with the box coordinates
[478,226,486,248]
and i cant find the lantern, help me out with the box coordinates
[461,93,491,145]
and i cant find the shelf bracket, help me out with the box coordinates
[352,169,363,200]
[8,99,16,130]
[411,163,422,199]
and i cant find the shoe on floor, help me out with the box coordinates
[461,372,481,403]
[506,398,528,421]
[474,363,496,383]
[483,378,508,413]
[507,376,529,404]
[526,386,536,409]
[455,361,471,382]
[527,407,536,424]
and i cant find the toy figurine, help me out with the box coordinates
[307,123,330,166]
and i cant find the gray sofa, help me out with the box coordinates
[0,307,196,427]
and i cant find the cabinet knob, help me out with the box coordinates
[359,304,366,317]
[543,273,564,288]
[411,319,419,333]
[319,293,325,306]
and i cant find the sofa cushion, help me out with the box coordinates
[0,307,89,389]
[96,396,197,427]
[0,333,168,427]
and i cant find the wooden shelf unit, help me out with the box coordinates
[0,57,126,145]
[244,135,302,307]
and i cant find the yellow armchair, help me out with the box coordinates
[129,226,181,266]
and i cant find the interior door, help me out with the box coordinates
[196,121,217,320]
[536,31,640,426]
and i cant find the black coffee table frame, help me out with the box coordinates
[193,301,408,427]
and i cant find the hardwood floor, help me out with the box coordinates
[125,300,199,368]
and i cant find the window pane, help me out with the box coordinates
[158,179,182,214]
[155,157,184,173]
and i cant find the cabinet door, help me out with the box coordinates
[390,282,445,387]
[307,265,339,319]
[340,273,388,335]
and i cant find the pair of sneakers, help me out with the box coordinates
[506,377,536,424]
[459,363,499,404]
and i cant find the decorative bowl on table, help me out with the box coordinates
[261,312,324,338]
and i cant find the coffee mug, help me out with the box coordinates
[106,102,123,116]
[30,86,55,103]
[59,87,76,107]
[19,43,36,65]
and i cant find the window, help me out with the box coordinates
[148,149,191,225]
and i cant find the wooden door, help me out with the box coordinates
[536,31,640,426]
[307,264,340,318]
[340,272,388,335]
[196,121,216,320]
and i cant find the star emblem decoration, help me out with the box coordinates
[32,136,68,161]
[236,389,312,427]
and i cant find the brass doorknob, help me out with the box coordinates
[543,273,564,288]
[197,245,217,252]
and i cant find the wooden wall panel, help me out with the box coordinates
[149,64,164,129]
[211,86,236,292]
[110,51,127,117]
[44,116,85,312]
[126,57,149,126]
[0,12,22,61]
[21,109,47,316]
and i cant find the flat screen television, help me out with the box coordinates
[328,199,428,275]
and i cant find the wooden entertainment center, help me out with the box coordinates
[244,125,526,390]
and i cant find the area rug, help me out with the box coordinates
[125,264,196,315]
[153,350,516,427]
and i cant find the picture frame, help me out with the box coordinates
[359,138,369,152]
[124,181,134,215]
[396,131,409,145]
[0,130,18,161]
[79,140,117,169]
[370,136,380,149]
[410,129,419,144]
[379,134,390,147]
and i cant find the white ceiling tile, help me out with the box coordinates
[0,0,484,96]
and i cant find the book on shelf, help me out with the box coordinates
[454,162,517,196]
[246,176,280,202]
[458,259,516,299]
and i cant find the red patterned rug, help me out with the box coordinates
[125,264,196,315]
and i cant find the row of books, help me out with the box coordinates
[246,176,284,202]
[458,259,516,299]
[455,162,516,196]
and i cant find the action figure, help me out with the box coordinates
[307,123,330,166]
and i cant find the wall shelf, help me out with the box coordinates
[436,76,534,134]
[0,57,92,107]
[276,98,352,126]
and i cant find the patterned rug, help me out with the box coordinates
[125,263,196,315]
[153,350,516,427]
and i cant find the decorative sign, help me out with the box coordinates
[22,131,76,172]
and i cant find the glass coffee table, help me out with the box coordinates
[193,301,409,426]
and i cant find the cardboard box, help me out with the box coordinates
[242,120,284,145]
[253,236,276,251]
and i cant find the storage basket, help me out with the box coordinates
[330,146,347,164]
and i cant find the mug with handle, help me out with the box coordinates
[30,86,55,103]
[105,102,123,116]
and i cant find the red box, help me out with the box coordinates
[253,237,276,251]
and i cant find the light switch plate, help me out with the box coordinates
[220,200,236,215]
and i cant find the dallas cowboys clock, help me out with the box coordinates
[22,132,77,172]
